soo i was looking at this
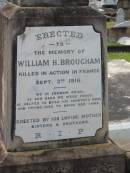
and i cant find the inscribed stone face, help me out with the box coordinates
[15,26,102,143]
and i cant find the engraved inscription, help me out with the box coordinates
[15,26,102,143]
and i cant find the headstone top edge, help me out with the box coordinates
[7,0,89,7]
[0,3,105,20]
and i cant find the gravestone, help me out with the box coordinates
[117,0,130,20]
[102,0,117,7]
[115,8,130,28]
[116,8,125,24]
[0,1,126,173]
[0,0,108,152]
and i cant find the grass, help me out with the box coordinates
[107,40,121,46]
[108,52,130,62]
[107,21,115,29]
[107,20,130,62]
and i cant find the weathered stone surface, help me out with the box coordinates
[126,152,130,173]
[8,0,89,7]
[117,0,130,20]
[0,140,126,173]
[0,2,108,151]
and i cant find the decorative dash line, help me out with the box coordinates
[53,111,67,114]
[54,87,67,89]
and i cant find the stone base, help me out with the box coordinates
[126,152,130,173]
[0,140,126,173]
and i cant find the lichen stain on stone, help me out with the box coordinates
[20,33,26,43]
[1,3,20,19]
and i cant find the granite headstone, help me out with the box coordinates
[116,8,125,24]
[0,0,108,152]
[0,1,126,173]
